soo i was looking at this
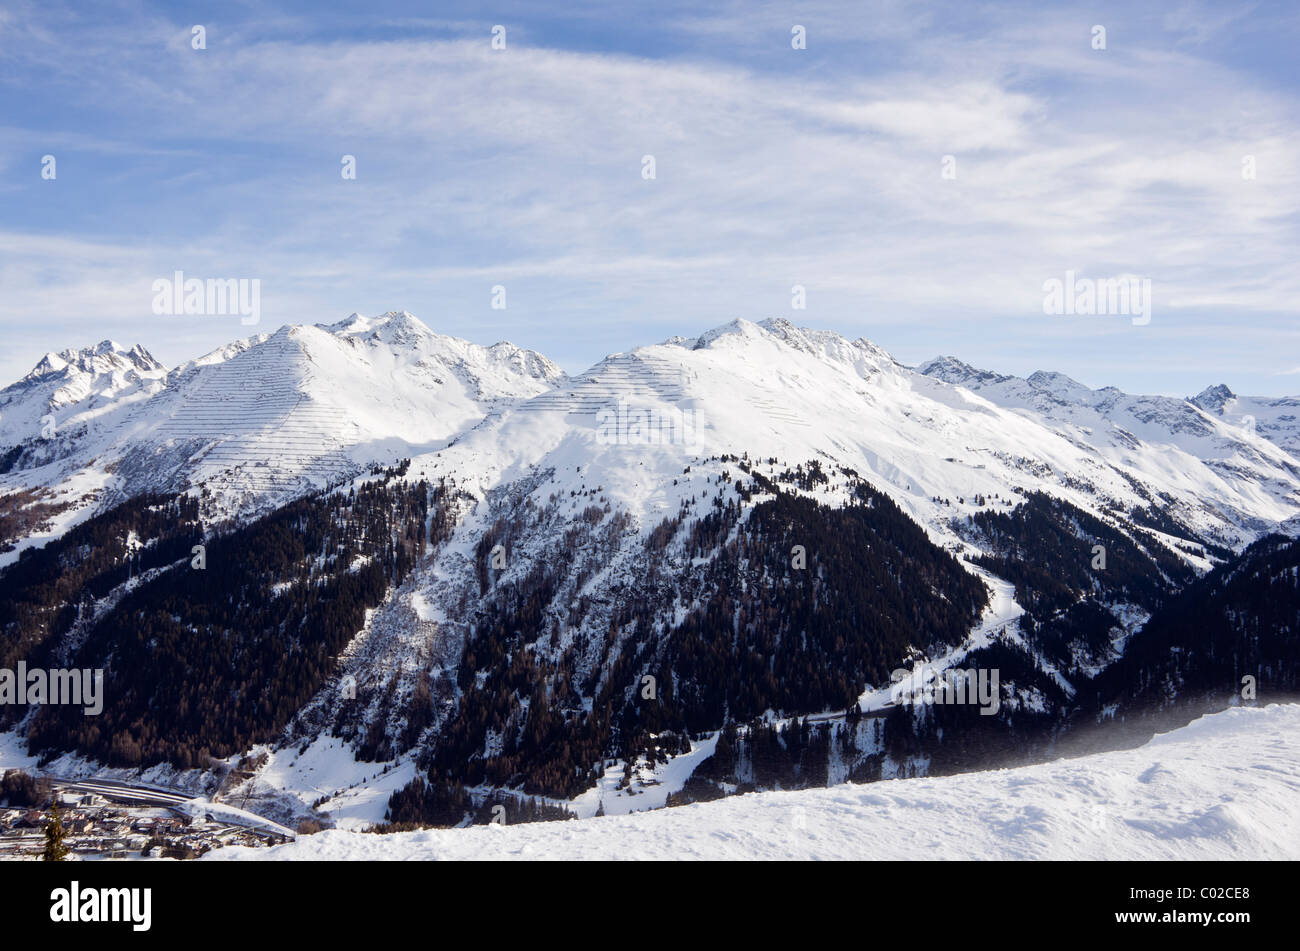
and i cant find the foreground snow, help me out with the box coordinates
[205,704,1300,861]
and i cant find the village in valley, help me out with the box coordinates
[0,769,293,860]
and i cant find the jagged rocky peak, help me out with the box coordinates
[1191,384,1236,414]
[24,340,165,381]
[917,355,1011,387]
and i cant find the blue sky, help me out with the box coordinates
[1,0,1298,395]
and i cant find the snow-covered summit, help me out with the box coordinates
[321,310,433,342]
[0,312,568,534]
[396,314,1300,571]
[13,339,165,400]
[321,310,565,388]
[23,339,164,381]
[686,318,898,373]
[0,339,167,446]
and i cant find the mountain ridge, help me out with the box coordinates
[4,312,1298,834]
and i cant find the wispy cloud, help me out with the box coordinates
[0,0,1296,396]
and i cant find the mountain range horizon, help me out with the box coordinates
[11,308,1295,407]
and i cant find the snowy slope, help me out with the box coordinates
[204,703,1300,860]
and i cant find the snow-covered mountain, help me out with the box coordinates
[109,311,565,511]
[0,339,167,456]
[0,312,564,559]
[4,314,1299,837]
[917,353,1300,535]
[4,339,166,409]
[6,315,1297,555]
[427,318,1298,560]
[256,317,1299,810]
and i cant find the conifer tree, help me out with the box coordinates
[42,801,69,861]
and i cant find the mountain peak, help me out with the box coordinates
[1191,384,1236,414]
[322,310,434,342]
[23,340,164,382]
[757,318,863,357]
[758,316,800,337]
[686,318,897,373]
[312,310,566,390]
[69,338,125,358]
[690,318,764,350]
[1025,369,1091,399]
[917,355,1012,388]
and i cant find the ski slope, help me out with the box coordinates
[204,704,1300,861]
